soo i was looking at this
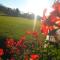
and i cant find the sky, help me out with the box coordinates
[0,0,55,16]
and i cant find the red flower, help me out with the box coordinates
[30,54,39,60]
[26,31,32,35]
[50,15,56,23]
[32,31,38,38]
[20,36,26,40]
[16,39,24,47]
[0,48,4,56]
[41,24,49,36]
[55,18,60,27]
[6,38,15,48]
[16,36,26,47]
[49,26,54,31]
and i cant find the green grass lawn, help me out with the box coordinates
[0,16,41,40]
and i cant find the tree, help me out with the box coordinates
[0,4,34,19]
[15,8,20,16]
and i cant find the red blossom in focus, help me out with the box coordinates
[30,54,40,60]
[0,48,4,56]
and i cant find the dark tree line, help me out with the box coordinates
[0,4,41,20]
[0,5,20,16]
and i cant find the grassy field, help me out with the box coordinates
[0,16,41,40]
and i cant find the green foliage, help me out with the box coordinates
[0,16,40,40]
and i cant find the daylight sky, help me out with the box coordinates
[0,0,55,16]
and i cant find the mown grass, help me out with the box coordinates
[0,16,42,40]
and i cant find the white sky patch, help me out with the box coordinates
[22,0,54,16]
[22,0,54,31]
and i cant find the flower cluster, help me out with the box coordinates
[0,48,4,56]
[41,0,60,36]
[0,31,42,60]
